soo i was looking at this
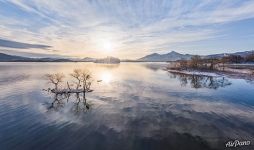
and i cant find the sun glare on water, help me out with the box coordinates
[101,71,112,84]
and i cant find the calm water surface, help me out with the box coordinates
[0,62,254,150]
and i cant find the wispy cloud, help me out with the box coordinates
[0,38,51,49]
[0,0,254,58]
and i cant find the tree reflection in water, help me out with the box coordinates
[169,72,232,89]
[73,93,90,115]
[47,92,90,114]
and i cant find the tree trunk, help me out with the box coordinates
[54,83,58,90]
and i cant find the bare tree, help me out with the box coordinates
[80,69,92,93]
[69,69,93,92]
[179,60,188,69]
[45,73,65,90]
[220,56,230,71]
[70,69,82,89]
[246,53,254,62]
[190,55,202,69]
[70,69,92,92]
[207,58,219,70]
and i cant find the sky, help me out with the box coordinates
[0,0,254,59]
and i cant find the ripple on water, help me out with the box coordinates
[0,62,254,150]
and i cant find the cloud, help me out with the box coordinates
[0,0,254,58]
[0,38,51,49]
[0,49,66,58]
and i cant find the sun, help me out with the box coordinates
[96,39,116,55]
[101,40,114,53]
[103,42,112,51]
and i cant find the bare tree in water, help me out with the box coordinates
[70,69,82,89]
[45,73,65,90]
[70,69,93,92]
[80,69,93,92]
[44,69,93,115]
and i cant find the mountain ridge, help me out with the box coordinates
[138,51,192,62]
[0,53,120,62]
[1,50,253,62]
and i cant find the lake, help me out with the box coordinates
[0,62,254,150]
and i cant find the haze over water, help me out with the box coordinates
[0,62,254,150]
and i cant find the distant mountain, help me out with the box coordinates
[36,58,73,62]
[1,50,253,62]
[205,50,254,59]
[0,53,32,61]
[94,56,120,64]
[0,53,73,62]
[0,53,120,63]
[138,50,254,62]
[138,51,192,62]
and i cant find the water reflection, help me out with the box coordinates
[96,64,120,69]
[47,92,90,115]
[1,62,254,150]
[169,72,232,89]
[143,63,167,71]
[100,71,112,84]
[0,74,29,85]
[73,93,90,114]
[47,93,66,111]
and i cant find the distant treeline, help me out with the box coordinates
[169,53,254,71]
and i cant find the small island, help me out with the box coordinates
[94,56,120,64]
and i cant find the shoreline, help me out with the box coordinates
[167,68,254,81]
